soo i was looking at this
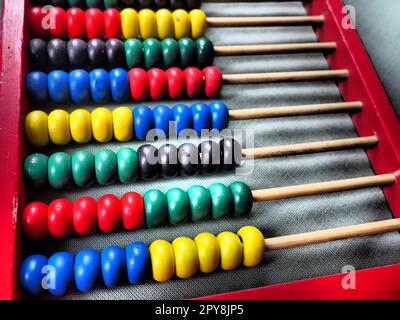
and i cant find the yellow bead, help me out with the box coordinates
[194,232,220,274]
[216,231,243,271]
[172,9,190,39]
[172,237,198,279]
[189,9,207,39]
[149,240,175,282]
[139,9,157,39]
[237,226,265,267]
[121,8,139,39]
[91,108,113,143]
[70,109,92,144]
[156,9,174,39]
[48,109,71,146]
[25,110,49,147]
[112,107,133,142]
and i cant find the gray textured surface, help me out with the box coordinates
[24,1,400,300]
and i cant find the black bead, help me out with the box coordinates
[159,144,179,179]
[120,0,134,7]
[47,39,68,70]
[67,39,88,69]
[154,0,168,9]
[170,0,183,10]
[138,0,152,9]
[186,0,200,10]
[29,38,48,69]
[179,143,199,176]
[88,39,107,69]
[106,39,126,68]
[199,140,220,174]
[138,144,160,181]
[220,138,242,171]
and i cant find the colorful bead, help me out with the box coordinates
[144,189,168,228]
[72,151,95,187]
[156,9,174,39]
[29,38,47,69]
[117,148,139,183]
[153,104,174,136]
[48,70,69,104]
[91,107,113,142]
[196,37,214,68]
[166,188,190,225]
[22,202,48,241]
[104,8,122,39]
[109,68,130,102]
[68,39,88,69]
[129,68,149,100]
[104,0,119,8]
[47,252,74,296]
[97,194,121,232]
[199,140,220,174]
[112,107,134,141]
[90,69,111,103]
[26,72,49,104]
[172,103,193,135]
[191,102,211,135]
[178,143,199,176]
[19,255,47,295]
[121,8,139,39]
[139,9,157,39]
[70,109,92,144]
[88,39,107,68]
[161,38,179,68]
[217,232,243,271]
[124,39,143,69]
[49,7,68,38]
[85,8,104,39]
[48,152,71,190]
[149,240,175,282]
[48,110,71,146]
[69,69,90,104]
[220,138,242,170]
[28,7,49,38]
[179,38,196,68]
[25,111,49,147]
[106,39,125,68]
[237,226,265,267]
[24,154,48,188]
[187,185,211,222]
[229,181,253,217]
[189,9,207,39]
[138,144,159,180]
[95,150,117,186]
[166,67,186,99]
[143,38,162,69]
[159,144,179,178]
[67,8,86,38]
[208,183,233,219]
[121,192,144,230]
[184,67,204,98]
[48,198,74,238]
[74,249,101,292]
[73,197,97,235]
[134,105,154,140]
[101,246,125,288]
[194,232,220,273]
[172,9,190,39]
[203,67,223,98]
[209,100,229,131]
[172,237,198,279]
[148,68,167,100]
[47,39,68,70]
[126,242,149,285]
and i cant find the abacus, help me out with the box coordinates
[1,0,400,300]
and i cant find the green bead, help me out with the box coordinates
[104,0,119,8]
[208,183,233,220]
[95,150,117,186]
[178,38,196,68]
[24,153,48,188]
[166,188,189,225]
[85,0,101,7]
[124,39,143,69]
[72,151,95,187]
[161,38,180,68]
[196,37,214,68]
[187,185,211,222]
[143,38,162,69]
[144,189,168,228]
[48,152,71,190]
[229,181,253,217]
[117,148,138,184]
[68,0,85,7]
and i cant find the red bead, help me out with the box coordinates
[184,67,205,98]
[166,68,186,99]
[85,8,104,40]
[128,68,149,101]
[28,7,49,39]
[67,8,86,39]
[97,194,121,233]
[22,202,48,241]
[73,197,97,236]
[48,199,74,238]
[49,7,67,38]
[203,66,223,98]
[121,192,145,231]
[104,8,122,39]
[148,68,167,100]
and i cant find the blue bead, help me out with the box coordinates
[47,252,74,296]
[133,105,154,140]
[126,242,149,285]
[153,105,173,136]
[109,68,130,102]
[69,69,90,104]
[90,69,111,103]
[48,71,70,104]
[101,246,126,288]
[26,72,49,104]
[19,254,47,295]
[191,102,211,136]
[172,104,193,135]
[209,101,229,131]
[74,249,101,292]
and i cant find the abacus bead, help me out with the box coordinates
[88,39,107,68]
[208,183,233,219]
[161,38,179,68]
[124,39,143,69]
[149,240,175,282]
[69,0,85,6]
[121,8,139,39]
[199,140,220,174]
[48,109,71,145]
[187,185,211,222]
[144,189,168,228]
[110,68,130,102]
[126,242,149,284]
[229,181,253,217]
[143,38,162,69]
[67,8,86,38]
[179,38,196,68]
[70,109,92,144]
[72,151,95,187]
[217,232,243,270]
[106,39,126,68]
[166,67,186,99]
[172,237,198,279]
[112,107,134,141]
[159,144,179,178]
[138,144,160,180]
[48,152,71,189]
[172,9,190,39]
[86,0,102,7]
[139,9,157,39]
[154,0,168,9]
[121,192,145,230]
[196,38,214,68]
[29,39,48,69]
[220,138,242,171]
[209,100,229,131]
[156,9,174,39]
[73,197,97,235]
[97,194,121,232]
[203,66,223,98]
[28,7,49,38]
[104,0,119,8]
[170,0,183,10]
[47,39,68,70]
[148,68,167,100]
[85,8,104,39]
[26,72,49,104]
[194,232,220,273]
[47,252,74,296]
[178,143,199,176]
[95,150,117,185]
[49,7,67,38]
[74,249,101,292]
[133,105,154,140]
[153,104,174,136]
[91,107,113,142]
[187,0,201,10]
[184,67,204,98]
[172,104,193,134]
[237,226,265,267]
[191,102,211,135]
[22,202,48,241]
[69,69,90,104]
[24,154,48,188]
[25,110,49,147]
[104,8,122,39]
[67,39,89,69]
[90,69,111,103]
[48,198,74,238]
[19,255,48,295]
[48,71,70,104]
[166,188,190,225]
[129,68,149,100]
[190,9,207,39]
[101,246,125,288]
[117,148,139,183]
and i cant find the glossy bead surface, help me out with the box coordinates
[172,103,193,135]
[72,151,95,187]
[69,69,90,104]
[124,39,143,69]
[121,192,144,230]
[159,144,179,178]
[209,100,229,131]
[67,39,88,69]
[22,202,48,241]
[49,7,67,38]
[88,39,107,68]
[47,39,68,70]
[138,144,159,180]
[29,38,48,69]
[133,105,154,140]
[184,67,204,98]
[209,183,233,219]
[229,181,253,217]
[112,107,133,141]
[156,9,174,39]
[19,255,47,295]
[153,104,174,136]
[74,249,101,292]
[139,9,157,39]
[48,71,70,104]
[148,68,167,100]
[143,38,162,69]
[237,226,265,267]
[110,68,130,102]
[91,107,113,142]
[47,252,74,296]
[187,185,211,222]
[73,196,97,235]
[48,152,71,190]
[199,140,220,174]
[190,9,207,39]
[172,9,190,39]
[70,109,92,144]
[179,38,196,68]
[166,67,186,99]
[191,102,211,135]
[196,37,214,68]
[101,246,125,288]
[48,198,74,238]
[220,138,242,171]
[26,72,49,104]
[194,232,220,273]
[144,189,167,228]
[129,68,149,100]
[104,8,122,39]
[126,242,149,284]
[85,8,104,39]
[24,154,48,188]
[149,240,175,282]
[95,150,117,186]
[166,188,190,225]
[178,143,199,176]
[117,148,139,184]
[28,7,49,38]
[48,109,71,145]
[90,69,111,103]
[106,39,126,68]
[161,38,179,68]
[217,232,243,271]
[203,66,223,98]
[172,237,198,279]
[67,8,86,38]
[121,8,139,39]
[97,194,121,233]
[25,111,49,147]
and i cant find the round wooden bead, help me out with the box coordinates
[48,109,71,146]
[144,189,168,228]
[112,107,134,141]
[28,7,49,39]
[187,185,211,222]
[70,109,92,144]
[138,144,159,180]
[126,242,149,285]
[229,181,253,217]
[29,38,48,69]
[129,68,149,100]
[19,255,48,295]
[71,151,95,187]
[166,188,190,225]
[217,232,243,271]
[172,9,190,39]
[74,249,101,292]
[220,138,242,171]
[208,183,233,219]
[190,9,207,39]
[148,68,167,100]
[139,9,157,39]
[109,68,130,102]
[48,152,71,190]
[184,67,204,98]
[73,196,97,235]
[121,8,139,39]
[97,194,121,233]
[203,66,223,98]
[47,39,68,70]
[143,38,162,69]
[124,39,143,69]
[133,105,154,140]
[153,104,174,136]
[49,7,68,38]
[106,39,126,68]
[67,39,89,69]
[90,69,111,103]
[161,38,179,68]
[191,102,211,135]
[209,100,229,131]
[121,192,145,230]
[117,148,139,183]
[25,110,49,147]
[24,153,48,188]
[166,67,186,99]
[149,240,175,282]
[172,103,193,135]
[85,8,104,39]
[47,252,74,296]
[179,38,196,67]
[48,198,74,238]
[91,107,113,142]
[159,144,179,178]
[104,8,122,39]
[95,149,117,186]
[178,143,199,176]
[26,72,49,104]
[172,237,198,279]
[237,226,265,267]
[22,202,48,241]
[48,70,70,103]
[156,9,174,39]
[67,8,86,38]
[196,38,214,68]
[194,232,220,273]
[88,39,107,68]
[69,69,90,104]
[101,246,125,288]
[199,140,220,174]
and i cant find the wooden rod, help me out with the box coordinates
[228,101,363,120]
[251,174,396,202]
[242,136,378,159]
[265,218,400,250]
[206,15,325,27]
[222,70,349,84]
[214,42,336,55]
